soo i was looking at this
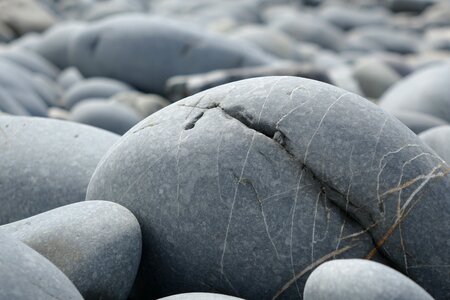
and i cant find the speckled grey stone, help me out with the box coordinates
[159,293,244,300]
[70,99,142,135]
[63,78,133,109]
[0,200,142,300]
[68,14,275,94]
[391,110,449,134]
[419,125,450,162]
[0,233,83,300]
[380,62,450,122]
[303,259,433,300]
[0,116,119,224]
[87,76,450,299]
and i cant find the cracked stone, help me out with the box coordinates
[86,76,450,299]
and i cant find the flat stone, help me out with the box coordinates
[69,99,142,135]
[63,77,133,109]
[0,200,142,300]
[303,259,433,300]
[87,76,450,299]
[0,233,83,300]
[0,116,119,224]
[69,14,275,94]
[379,62,450,122]
[419,125,450,162]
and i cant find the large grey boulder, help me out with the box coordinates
[303,259,433,300]
[419,125,450,162]
[0,116,119,224]
[0,201,142,300]
[70,99,142,135]
[87,76,450,299]
[34,22,86,69]
[68,14,275,94]
[379,62,450,122]
[63,77,133,109]
[0,233,83,300]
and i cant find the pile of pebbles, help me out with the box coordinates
[0,0,449,299]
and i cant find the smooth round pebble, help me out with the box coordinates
[379,62,450,122]
[303,259,433,300]
[0,233,83,300]
[419,125,450,162]
[0,116,119,224]
[58,67,84,91]
[390,110,449,134]
[70,99,142,135]
[159,293,244,300]
[0,201,142,300]
[63,77,133,108]
[112,91,171,118]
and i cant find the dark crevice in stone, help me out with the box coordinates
[177,102,384,255]
[184,111,204,130]
[89,35,100,53]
